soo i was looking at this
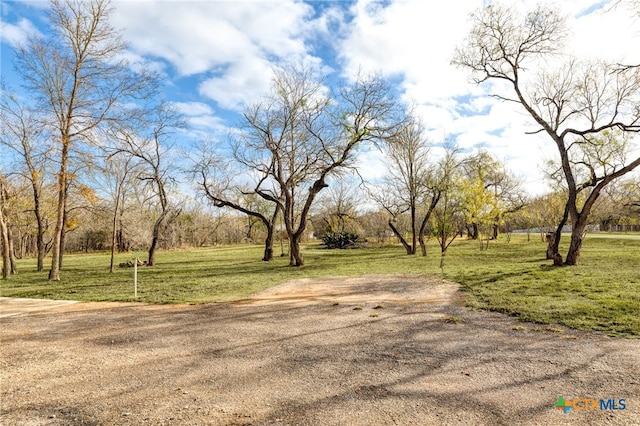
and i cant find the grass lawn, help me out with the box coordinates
[1,233,639,337]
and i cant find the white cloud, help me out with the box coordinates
[339,0,483,99]
[354,147,387,182]
[172,101,213,118]
[0,17,40,46]
[570,5,640,63]
[116,2,298,72]
[170,101,226,143]
[309,4,346,40]
[111,0,321,109]
[198,57,275,111]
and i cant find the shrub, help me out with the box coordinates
[322,231,361,249]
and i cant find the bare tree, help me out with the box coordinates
[13,0,158,280]
[235,64,405,266]
[112,103,183,266]
[0,91,50,271]
[453,4,640,265]
[193,149,281,261]
[94,154,140,272]
[0,173,13,279]
[430,146,465,265]
[370,117,441,256]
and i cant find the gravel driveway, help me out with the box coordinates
[1,275,638,425]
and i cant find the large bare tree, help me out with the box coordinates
[193,149,281,262]
[234,64,404,266]
[14,0,158,280]
[370,117,441,256]
[112,103,183,266]
[453,4,640,265]
[0,92,49,271]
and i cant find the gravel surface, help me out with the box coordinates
[1,274,638,425]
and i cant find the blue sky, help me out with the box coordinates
[2,0,639,195]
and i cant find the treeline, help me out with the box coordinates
[2,169,637,265]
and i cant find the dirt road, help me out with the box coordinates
[1,275,638,425]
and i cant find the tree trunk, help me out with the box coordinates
[289,234,304,266]
[263,228,274,261]
[439,251,447,269]
[262,205,280,262]
[0,175,15,277]
[472,222,479,240]
[14,227,24,259]
[565,218,588,266]
[388,219,413,255]
[546,232,563,266]
[418,192,440,257]
[26,166,46,270]
[547,201,570,262]
[263,245,274,262]
[546,232,564,265]
[49,147,68,281]
[117,227,123,252]
[147,203,179,266]
[148,235,158,266]
[545,233,555,259]
[285,178,327,267]
[7,226,18,275]
[109,192,120,273]
[418,234,427,257]
[36,228,44,272]
[0,210,9,280]
[148,218,163,267]
[34,197,45,272]
[418,218,431,257]
[410,203,417,254]
[59,203,68,271]
[117,212,126,252]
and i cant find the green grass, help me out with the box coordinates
[1,233,639,337]
[443,233,640,338]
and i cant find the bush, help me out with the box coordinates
[322,231,361,249]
